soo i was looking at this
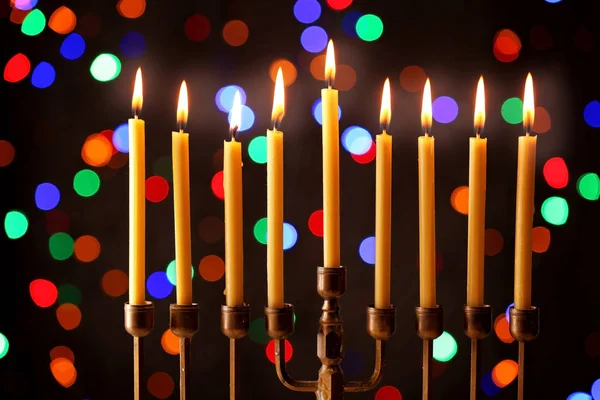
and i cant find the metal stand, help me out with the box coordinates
[265,266,396,400]
[221,304,251,400]
[509,306,539,400]
[463,305,492,400]
[169,303,200,400]
[415,306,443,400]
[124,302,155,400]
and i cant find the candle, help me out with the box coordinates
[172,81,193,305]
[129,68,145,305]
[267,68,285,308]
[514,73,537,310]
[466,76,488,307]
[375,78,392,309]
[418,78,436,308]
[322,40,340,268]
[224,91,244,307]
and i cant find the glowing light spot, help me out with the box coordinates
[577,173,600,201]
[21,8,45,36]
[30,279,58,308]
[356,14,383,42]
[49,232,74,261]
[101,269,128,297]
[253,218,268,245]
[433,331,458,362]
[533,106,551,133]
[50,346,75,363]
[4,53,30,83]
[198,255,225,282]
[481,371,502,396]
[283,223,298,250]
[494,314,514,344]
[50,358,77,388]
[342,11,362,38]
[269,59,298,87]
[530,24,553,51]
[359,236,375,265]
[184,14,210,42]
[48,6,76,34]
[432,96,459,124]
[74,235,100,262]
[545,0,562,2]
[485,228,504,256]
[146,176,169,203]
[541,196,569,226]
[248,136,267,164]
[266,339,293,363]
[119,31,146,58]
[584,101,600,128]
[222,20,249,47]
[300,26,328,53]
[211,171,224,200]
[341,126,372,155]
[4,210,28,239]
[45,210,69,234]
[90,53,121,82]
[336,64,357,91]
[0,141,16,166]
[505,303,514,322]
[161,329,179,355]
[491,359,518,388]
[73,169,100,197]
[450,186,469,215]
[9,7,31,24]
[294,0,321,24]
[82,133,113,167]
[215,85,247,113]
[198,216,223,244]
[400,66,427,93]
[165,260,195,286]
[12,0,38,11]
[153,156,173,181]
[116,0,146,19]
[501,97,523,124]
[375,385,403,400]
[543,157,568,188]
[56,303,81,330]
[326,0,353,11]
[308,210,323,237]
[112,123,129,153]
[34,183,60,211]
[60,33,85,60]
[147,372,174,400]
[0,333,8,359]
[352,140,376,164]
[147,271,173,299]
[31,62,56,89]
[568,393,593,400]
[227,105,255,131]
[249,318,270,344]
[312,99,342,125]
[58,284,82,306]
[494,29,521,62]
[310,54,326,81]
[531,226,551,253]
[591,379,600,400]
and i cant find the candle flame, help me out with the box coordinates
[523,73,535,133]
[474,76,485,134]
[271,67,285,129]
[132,67,143,117]
[421,78,432,134]
[230,90,242,136]
[177,81,188,131]
[325,40,336,87]
[379,78,391,131]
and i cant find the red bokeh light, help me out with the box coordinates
[375,385,403,400]
[211,171,224,200]
[4,53,31,83]
[45,209,70,234]
[351,140,375,164]
[30,279,58,308]
[266,339,293,364]
[184,14,211,42]
[308,210,324,237]
[543,157,568,189]
[99,129,118,155]
[326,0,353,11]
[146,176,169,203]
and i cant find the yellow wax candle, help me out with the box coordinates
[224,91,244,307]
[129,68,145,305]
[418,78,436,308]
[514,73,537,310]
[172,81,192,305]
[467,76,488,307]
[267,68,285,309]
[375,78,392,309]
[322,40,340,268]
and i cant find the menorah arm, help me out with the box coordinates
[274,339,319,392]
[344,340,385,392]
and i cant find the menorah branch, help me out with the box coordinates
[221,304,251,400]
[509,306,540,400]
[463,305,492,400]
[415,305,444,400]
[124,302,154,400]
[170,303,200,400]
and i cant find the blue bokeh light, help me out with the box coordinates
[359,236,375,265]
[481,371,502,396]
[341,126,372,155]
[545,0,562,3]
[591,378,600,400]
[119,32,146,58]
[342,11,363,38]
[35,183,60,211]
[505,302,514,322]
[312,99,342,125]
[112,123,129,153]
[283,223,298,250]
[227,105,255,132]
[60,33,86,60]
[13,0,38,11]
[584,101,600,128]
[31,62,56,89]
[567,393,592,400]
[215,85,248,113]
[293,0,321,24]
[147,271,173,299]
[300,26,328,53]
[432,96,459,124]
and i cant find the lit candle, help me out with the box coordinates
[466,76,487,307]
[267,68,285,309]
[172,81,192,305]
[224,91,244,307]
[375,78,392,309]
[129,68,145,306]
[514,73,537,310]
[418,78,436,308]
[322,40,340,268]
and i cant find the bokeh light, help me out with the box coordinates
[73,169,100,197]
[35,183,60,211]
[161,329,179,355]
[341,126,370,155]
[215,85,247,113]
[494,314,514,344]
[30,279,58,308]
[147,271,173,299]
[591,379,600,399]
[211,171,224,200]
[153,156,173,181]
[543,157,568,189]
[184,14,210,42]
[253,217,268,245]
[301,26,328,53]
[310,54,326,80]
[541,196,569,226]
[492,360,518,388]
[46,209,69,234]
[249,318,270,344]
[326,0,353,11]
[147,372,174,399]
[269,59,298,87]
[312,99,342,125]
[58,284,82,305]
[494,29,521,62]
[90,53,121,82]
[375,385,402,400]
[146,176,169,203]
[308,210,324,237]
[227,105,255,132]
[74,235,101,262]
[101,269,128,297]
[533,106,551,133]
[50,358,77,388]
[0,140,16,166]
[4,210,28,239]
[0,333,9,359]
[198,255,225,282]
[336,64,357,91]
[531,226,551,253]
[4,53,30,83]
[165,260,195,286]
[481,371,502,396]
[356,14,384,42]
[248,136,267,164]
[433,331,458,362]
[400,65,427,93]
[584,101,600,128]
[359,236,375,265]
[340,349,364,378]
[12,0,38,11]
[56,303,82,330]
[294,0,321,24]
[283,222,298,250]
[48,6,76,34]
[450,186,469,215]
[577,173,600,201]
[9,7,30,24]
[485,228,504,256]
[120,32,146,58]
[21,8,45,36]
[501,97,523,124]
[82,133,113,167]
[117,0,146,19]
[567,393,592,400]
[198,216,224,243]
[352,140,376,164]
[31,62,56,89]
[342,11,362,38]
[222,20,249,47]
[50,346,75,363]
[432,96,459,123]
[266,339,293,364]
[545,0,562,2]
[49,232,74,261]
[60,33,85,60]
[112,123,129,153]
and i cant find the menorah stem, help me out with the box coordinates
[415,306,443,400]
[517,341,525,400]
[469,339,478,400]
[124,302,154,400]
[133,336,143,400]
[422,339,432,400]
[229,338,238,399]
[179,337,191,400]
[221,304,251,400]
[509,306,540,400]
[464,304,492,400]
[169,303,200,400]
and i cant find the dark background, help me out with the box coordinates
[1,0,599,399]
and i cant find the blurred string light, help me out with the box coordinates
[492,360,518,388]
[46,210,69,234]
[0,333,9,359]
[433,331,458,362]
[49,232,74,260]
[35,183,60,211]
[215,85,247,112]
[501,97,523,124]
[543,157,568,189]
[342,11,362,38]
[293,0,321,24]
[249,318,271,344]
[0,140,16,166]
[4,53,30,83]
[351,140,376,164]
[146,176,169,202]
[165,260,195,285]
[266,339,293,363]
[112,123,129,152]
[82,133,113,167]
[248,136,267,164]
[450,186,469,215]
[119,32,146,58]
[211,171,224,199]
[60,33,86,60]
[269,59,298,86]
[432,96,459,123]
[12,0,38,11]
[359,236,375,265]
[90,53,122,82]
[494,29,521,62]
[505,302,514,322]
[29,279,58,308]
[541,196,569,225]
[400,65,427,93]
[56,303,82,330]
[567,393,592,400]
[58,284,82,305]
[222,20,249,47]
[251,218,298,250]
[312,99,342,125]
[577,173,600,200]
[31,62,56,89]
[21,8,45,36]
[116,0,146,19]
[198,255,225,281]
[198,216,224,243]
[153,156,173,181]
[341,126,371,155]
[74,235,101,262]
[533,106,552,134]
[485,228,504,256]
[531,226,551,253]
[308,210,323,237]
[591,379,600,399]
[147,271,173,299]
[184,14,210,41]
[481,371,502,396]
[147,372,175,399]
[494,314,514,344]
[50,346,75,363]
[374,385,402,400]
[102,269,128,297]
[48,6,76,34]
[545,0,562,3]
[336,64,357,91]
[161,329,179,355]
[326,0,353,11]
[50,358,77,388]
[73,169,100,197]
[227,105,255,131]
[4,210,28,239]
[355,14,384,42]
[584,101,600,128]
[301,26,328,53]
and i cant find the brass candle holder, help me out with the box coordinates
[169,303,200,400]
[124,301,155,400]
[264,266,396,400]
[463,305,492,399]
[221,303,251,400]
[509,306,540,400]
[415,305,443,400]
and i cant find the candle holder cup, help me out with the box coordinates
[509,306,540,400]
[415,305,444,400]
[463,305,492,400]
[221,303,251,400]
[124,302,155,400]
[265,266,396,400]
[169,303,200,400]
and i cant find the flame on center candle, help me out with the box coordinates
[380,78,391,132]
[132,68,143,117]
[474,76,486,136]
[421,78,432,135]
[230,90,242,138]
[271,67,285,129]
[523,73,535,134]
[325,40,336,88]
[177,81,188,131]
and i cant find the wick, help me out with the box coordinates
[230,126,239,141]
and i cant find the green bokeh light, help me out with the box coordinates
[577,173,600,201]
[541,196,569,226]
[253,217,268,245]
[501,97,523,124]
[249,318,270,344]
[73,169,100,197]
[248,136,267,164]
[58,284,82,305]
[433,331,458,362]
[4,211,28,239]
[0,333,8,359]
[21,9,46,36]
[166,260,195,286]
[90,53,122,82]
[355,14,384,42]
[153,156,173,182]
[49,232,74,261]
